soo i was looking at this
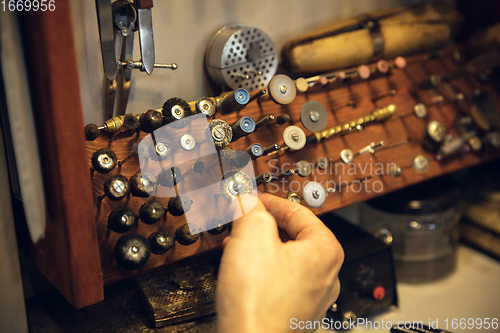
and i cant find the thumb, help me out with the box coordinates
[227,194,280,241]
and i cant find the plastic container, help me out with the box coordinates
[361,178,461,283]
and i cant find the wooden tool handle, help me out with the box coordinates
[282,1,463,73]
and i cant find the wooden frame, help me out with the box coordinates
[18,3,103,308]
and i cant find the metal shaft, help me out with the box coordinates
[249,89,267,103]
[271,169,295,181]
[314,104,397,143]
[255,115,275,129]
[256,172,273,186]
[262,143,280,156]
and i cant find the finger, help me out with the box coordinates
[222,236,230,247]
[329,279,341,305]
[259,193,334,242]
[227,194,280,240]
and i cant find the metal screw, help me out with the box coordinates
[158,236,166,243]
[212,126,225,141]
[156,144,166,153]
[309,110,320,122]
[232,182,242,193]
[131,246,139,253]
[172,105,184,118]
[237,91,246,100]
[312,190,320,199]
[280,85,287,94]
[112,180,126,193]
[291,133,300,141]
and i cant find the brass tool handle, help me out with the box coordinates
[314,104,397,142]
[99,114,141,132]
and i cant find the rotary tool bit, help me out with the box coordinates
[114,234,151,270]
[102,175,130,201]
[230,116,256,142]
[219,170,254,202]
[167,194,193,216]
[254,114,275,129]
[139,109,163,133]
[175,223,200,245]
[218,88,250,114]
[85,124,100,141]
[205,119,232,149]
[206,217,227,235]
[157,166,182,188]
[91,148,118,173]
[129,171,156,197]
[162,97,193,129]
[107,209,138,233]
[139,200,165,224]
[148,230,175,254]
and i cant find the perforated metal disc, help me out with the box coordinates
[268,74,296,105]
[283,126,306,151]
[205,25,278,91]
[300,101,328,132]
[302,182,326,208]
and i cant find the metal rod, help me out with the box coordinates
[254,114,274,129]
[249,89,267,103]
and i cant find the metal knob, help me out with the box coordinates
[162,97,193,129]
[103,175,130,201]
[167,195,193,216]
[206,217,227,235]
[85,124,99,141]
[139,109,163,133]
[114,234,151,270]
[148,230,175,255]
[157,166,182,188]
[107,209,137,233]
[92,148,117,173]
[139,200,165,224]
[175,223,200,246]
[129,171,156,197]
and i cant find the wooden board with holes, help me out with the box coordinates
[87,45,500,285]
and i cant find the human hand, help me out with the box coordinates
[216,193,344,333]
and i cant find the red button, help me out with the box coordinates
[373,286,386,300]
